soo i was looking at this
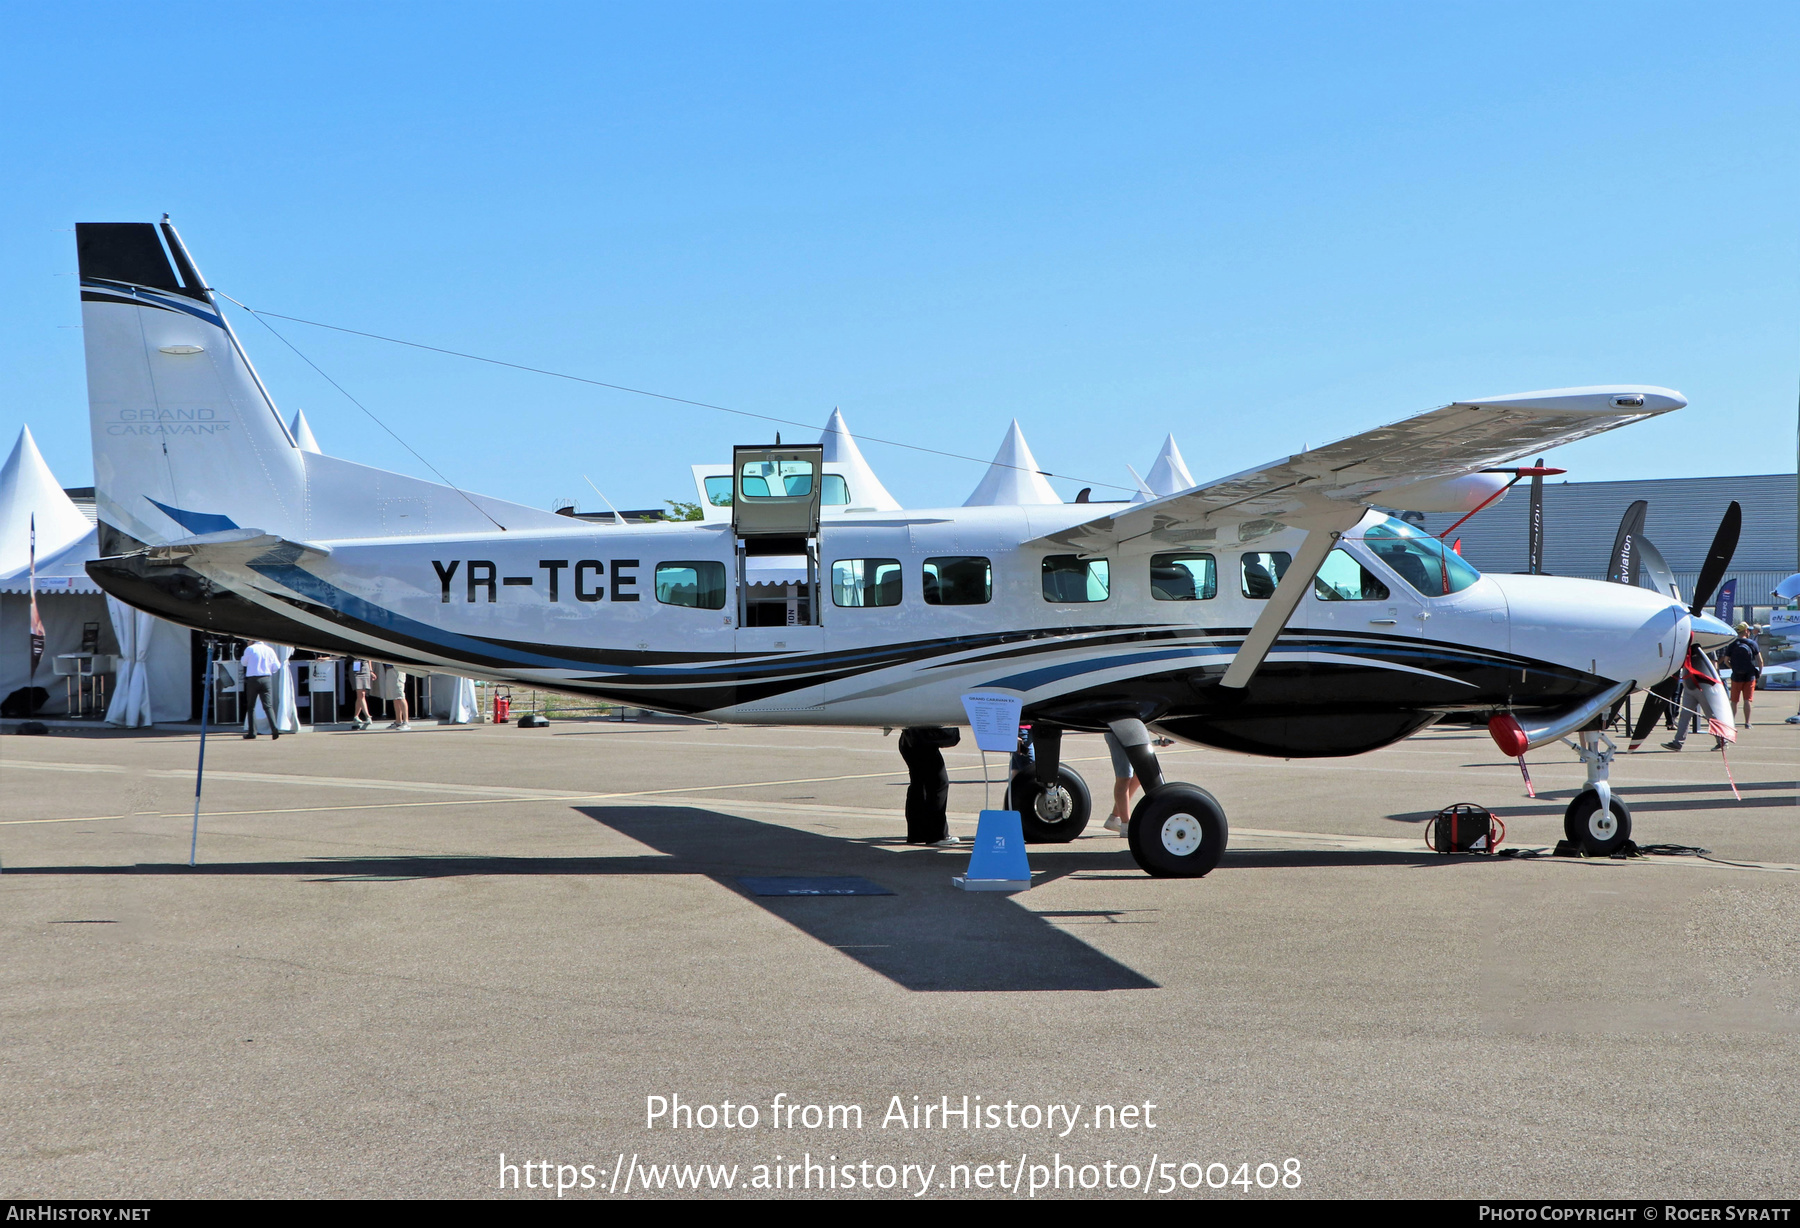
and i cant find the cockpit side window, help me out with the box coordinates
[1358,517,1481,595]
[1313,549,1390,601]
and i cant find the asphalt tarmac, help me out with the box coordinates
[3,712,1797,1199]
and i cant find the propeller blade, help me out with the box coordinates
[1527,458,1546,575]
[1607,499,1648,585]
[1688,501,1742,615]
[1636,535,1681,602]
[1629,678,1680,750]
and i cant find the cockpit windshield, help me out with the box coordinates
[1357,516,1481,596]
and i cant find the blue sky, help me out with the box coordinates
[3,1,1796,512]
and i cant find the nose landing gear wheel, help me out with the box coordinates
[1005,764,1092,843]
[1127,783,1228,877]
[1563,789,1632,856]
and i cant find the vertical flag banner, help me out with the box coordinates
[1713,578,1737,624]
[28,513,45,680]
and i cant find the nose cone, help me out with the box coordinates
[1690,611,1735,649]
[1491,574,1684,689]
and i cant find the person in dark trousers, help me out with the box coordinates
[1664,645,1728,753]
[1723,622,1763,728]
[898,726,961,846]
[240,640,281,741]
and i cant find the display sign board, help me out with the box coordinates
[960,691,1023,753]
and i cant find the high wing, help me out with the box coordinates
[1031,385,1685,552]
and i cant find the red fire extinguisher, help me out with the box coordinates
[492,686,511,724]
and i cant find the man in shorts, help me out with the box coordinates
[1101,731,1140,835]
[348,659,375,730]
[377,662,412,731]
[1722,622,1763,728]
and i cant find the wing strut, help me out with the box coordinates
[1219,523,1344,691]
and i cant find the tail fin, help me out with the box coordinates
[79,219,565,549]
[80,219,305,551]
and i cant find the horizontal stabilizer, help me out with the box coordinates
[142,528,332,566]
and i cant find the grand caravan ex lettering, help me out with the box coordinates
[431,560,641,603]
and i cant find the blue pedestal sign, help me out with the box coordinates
[953,809,1034,893]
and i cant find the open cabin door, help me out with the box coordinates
[732,444,826,710]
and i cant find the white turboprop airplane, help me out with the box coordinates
[74,219,1739,877]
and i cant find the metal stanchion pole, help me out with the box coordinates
[190,640,215,867]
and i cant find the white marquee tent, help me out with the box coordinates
[963,420,1062,507]
[1134,434,1196,501]
[0,426,191,723]
[818,408,901,511]
[290,409,322,454]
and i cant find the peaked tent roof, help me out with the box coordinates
[963,420,1062,506]
[0,527,100,594]
[0,426,93,577]
[1133,434,1197,502]
[290,409,322,454]
[818,408,901,510]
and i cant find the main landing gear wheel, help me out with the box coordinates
[1127,783,1228,878]
[1564,789,1632,856]
[1006,764,1092,843]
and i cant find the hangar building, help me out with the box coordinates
[1413,473,1795,624]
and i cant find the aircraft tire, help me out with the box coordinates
[1563,790,1632,856]
[1127,783,1228,878]
[1006,765,1092,843]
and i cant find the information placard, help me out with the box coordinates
[960,691,1023,753]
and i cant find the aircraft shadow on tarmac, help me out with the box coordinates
[12,806,1505,992]
[579,805,1159,993]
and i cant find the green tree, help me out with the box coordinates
[664,499,705,522]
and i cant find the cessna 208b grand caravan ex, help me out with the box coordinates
[74,219,1737,877]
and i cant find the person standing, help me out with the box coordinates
[1723,622,1763,728]
[240,640,281,741]
[348,658,375,730]
[379,662,412,731]
[897,726,961,846]
[1101,730,1140,835]
[1662,674,1694,752]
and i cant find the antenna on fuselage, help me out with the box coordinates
[581,475,627,526]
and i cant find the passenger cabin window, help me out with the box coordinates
[832,558,902,607]
[1150,553,1216,601]
[1240,551,1291,599]
[922,556,992,605]
[702,476,734,507]
[654,561,728,610]
[1312,549,1390,601]
[1360,517,1480,595]
[822,475,850,506]
[1041,555,1109,603]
